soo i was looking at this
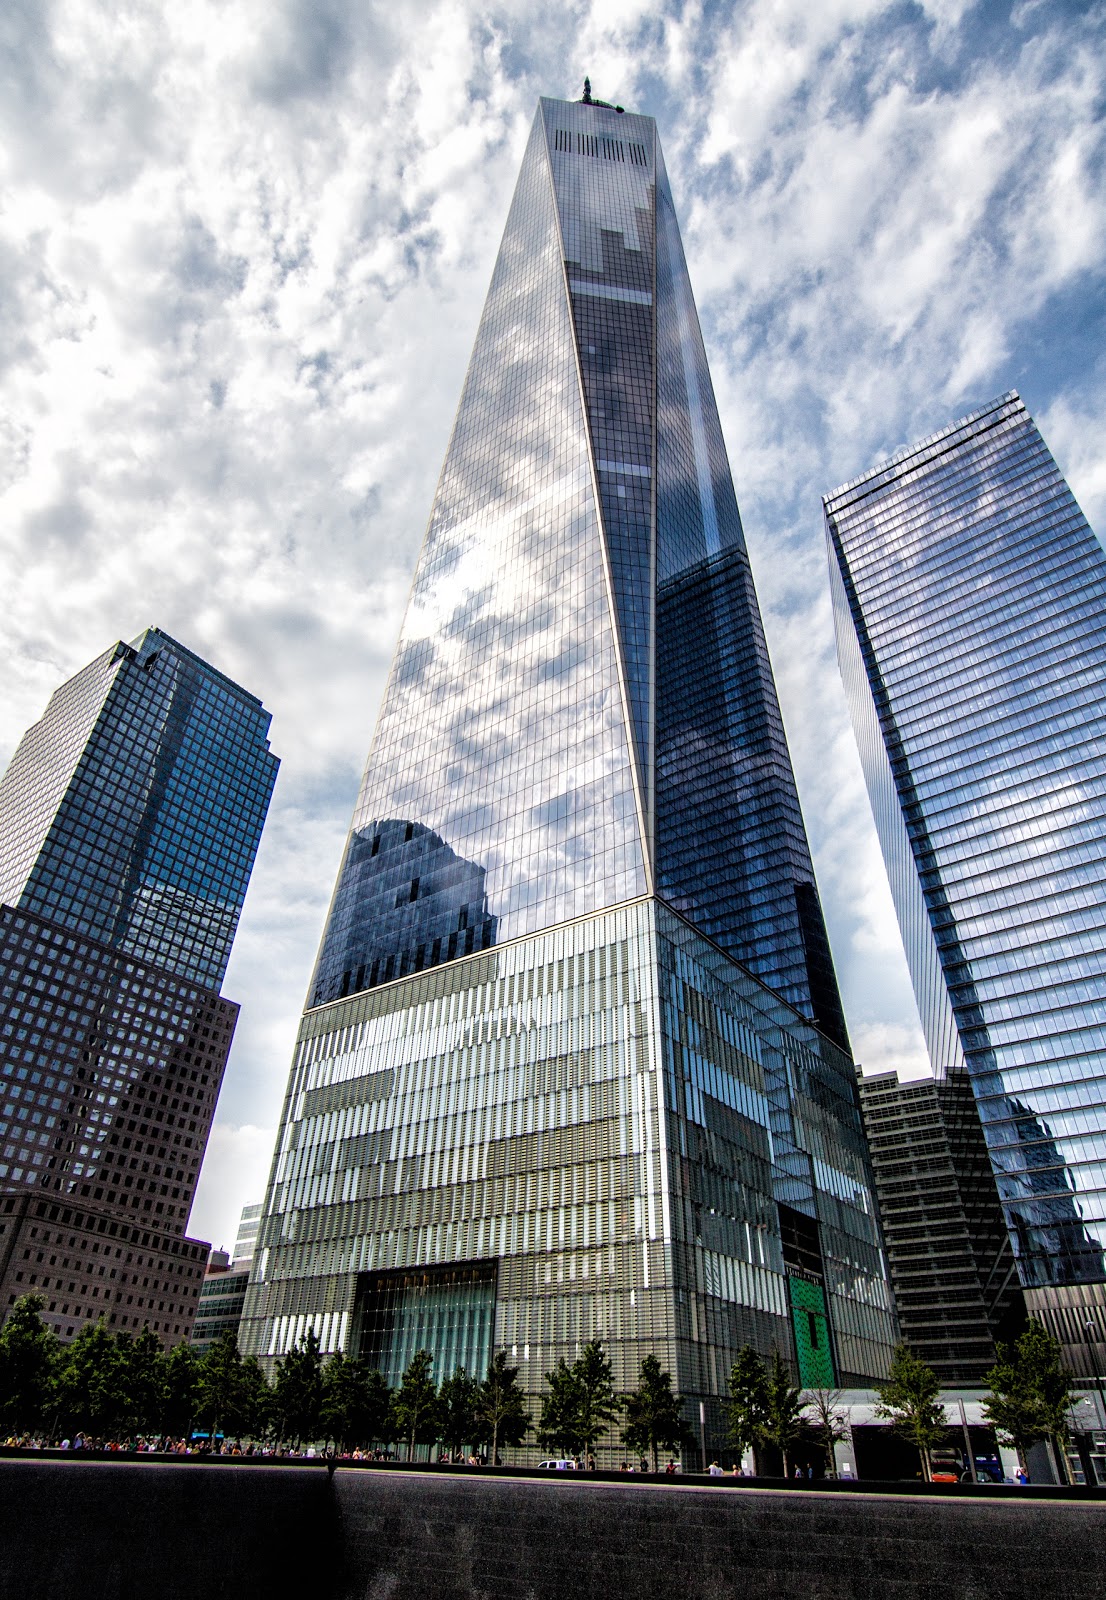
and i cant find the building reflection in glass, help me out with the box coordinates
[313,820,497,1005]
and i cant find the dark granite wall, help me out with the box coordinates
[0,1461,336,1600]
[1,1461,1104,1600]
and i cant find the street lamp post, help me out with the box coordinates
[1085,1321,1106,1429]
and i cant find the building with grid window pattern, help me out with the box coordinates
[858,1069,1024,1384]
[825,392,1106,1377]
[0,628,277,1342]
[240,93,896,1450]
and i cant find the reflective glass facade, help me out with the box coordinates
[0,628,278,989]
[243,902,893,1401]
[0,630,277,1341]
[826,393,1106,1369]
[310,100,845,1048]
[245,97,894,1434]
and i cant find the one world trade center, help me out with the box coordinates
[240,90,895,1445]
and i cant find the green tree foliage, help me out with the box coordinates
[237,1355,272,1442]
[391,1349,441,1461]
[476,1351,530,1463]
[271,1330,324,1448]
[0,1299,280,1447]
[725,1346,769,1474]
[197,1330,262,1445]
[875,1344,948,1480]
[117,1327,164,1436]
[802,1387,850,1476]
[439,1366,481,1457]
[537,1357,583,1457]
[984,1320,1076,1483]
[761,1349,805,1477]
[52,1318,126,1438]
[361,1367,394,1450]
[0,1295,58,1435]
[622,1354,686,1472]
[320,1352,357,1449]
[319,1358,393,1452]
[538,1342,619,1462]
[571,1341,619,1461]
[161,1338,202,1440]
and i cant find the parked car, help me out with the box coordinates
[537,1459,576,1470]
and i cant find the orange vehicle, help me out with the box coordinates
[929,1447,966,1483]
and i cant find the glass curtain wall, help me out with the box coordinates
[826,392,1106,1369]
[242,96,896,1435]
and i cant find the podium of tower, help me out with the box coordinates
[240,94,896,1429]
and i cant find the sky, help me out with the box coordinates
[0,0,1103,1253]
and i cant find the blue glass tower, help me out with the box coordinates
[0,628,277,1342]
[242,94,894,1437]
[825,392,1106,1375]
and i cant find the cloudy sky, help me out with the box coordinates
[1,0,1103,1251]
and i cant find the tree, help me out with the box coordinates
[984,1320,1076,1484]
[237,1354,272,1442]
[391,1349,441,1461]
[803,1387,850,1477]
[622,1354,686,1472]
[875,1344,948,1480]
[116,1327,164,1437]
[537,1357,583,1458]
[198,1330,262,1447]
[761,1349,805,1477]
[320,1352,355,1449]
[725,1346,769,1474]
[52,1317,125,1439]
[161,1339,202,1441]
[571,1341,619,1462]
[359,1367,394,1450]
[439,1366,481,1458]
[0,1295,58,1436]
[476,1351,530,1464]
[271,1330,324,1448]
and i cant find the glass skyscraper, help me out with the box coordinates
[825,392,1106,1374]
[0,627,277,1341]
[241,93,895,1436]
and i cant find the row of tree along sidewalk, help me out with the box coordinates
[0,1293,1086,1481]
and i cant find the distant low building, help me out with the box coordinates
[859,1069,1024,1384]
[191,1248,250,1353]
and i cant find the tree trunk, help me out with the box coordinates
[492,1417,499,1465]
[651,1439,658,1474]
[920,1444,932,1481]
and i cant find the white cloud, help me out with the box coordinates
[0,0,1103,1244]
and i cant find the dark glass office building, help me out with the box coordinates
[241,94,895,1439]
[859,1069,1024,1383]
[826,393,1106,1374]
[0,628,277,1341]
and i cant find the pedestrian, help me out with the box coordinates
[709,1460,723,1477]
